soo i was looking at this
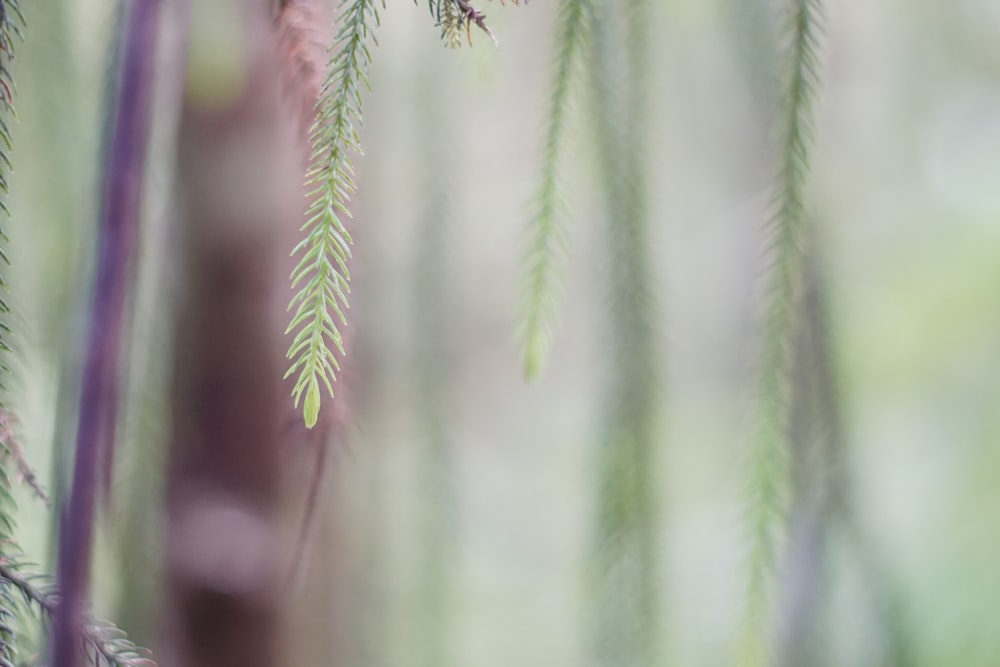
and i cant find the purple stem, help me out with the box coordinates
[51,1,160,666]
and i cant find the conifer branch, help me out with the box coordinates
[0,0,23,377]
[517,0,591,379]
[773,244,838,667]
[588,1,660,664]
[0,559,156,667]
[276,0,331,137]
[741,1,824,665]
[0,407,152,667]
[425,0,521,47]
[0,411,50,508]
[286,0,381,429]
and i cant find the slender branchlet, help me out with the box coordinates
[0,0,22,244]
[0,411,50,507]
[426,0,522,47]
[0,5,25,662]
[0,435,21,667]
[0,558,155,666]
[774,241,838,667]
[285,0,381,429]
[276,0,331,136]
[0,410,150,667]
[53,1,159,665]
[0,0,24,385]
[517,0,592,379]
[588,1,661,665]
[741,1,825,665]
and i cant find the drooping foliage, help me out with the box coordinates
[517,0,592,379]
[740,1,825,664]
[586,1,660,665]
[0,415,152,667]
[426,0,522,47]
[0,0,23,378]
[286,0,526,428]
[285,0,380,429]
[0,0,928,665]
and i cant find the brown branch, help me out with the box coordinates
[451,0,497,46]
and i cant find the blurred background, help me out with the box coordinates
[8,0,1000,666]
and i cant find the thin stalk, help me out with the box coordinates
[517,0,592,378]
[740,1,824,664]
[52,1,159,665]
[588,2,660,665]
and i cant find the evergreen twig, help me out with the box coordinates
[286,0,381,428]
[588,1,660,664]
[0,558,156,667]
[773,244,837,667]
[0,406,151,667]
[741,1,824,665]
[0,0,25,381]
[426,0,522,47]
[517,0,591,378]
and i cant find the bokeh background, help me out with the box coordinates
[8,1,1000,666]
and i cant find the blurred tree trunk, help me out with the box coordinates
[162,3,301,666]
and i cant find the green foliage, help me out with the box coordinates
[517,0,592,379]
[0,460,20,667]
[437,1,468,48]
[426,0,508,48]
[0,0,23,370]
[286,0,381,428]
[0,558,155,667]
[0,413,151,667]
[0,0,21,234]
[0,0,22,656]
[741,1,825,665]
[587,1,660,665]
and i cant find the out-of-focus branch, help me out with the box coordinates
[52,1,160,665]
[0,559,155,667]
[0,411,51,507]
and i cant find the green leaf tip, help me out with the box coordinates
[284,0,380,426]
[303,376,321,428]
[522,329,548,380]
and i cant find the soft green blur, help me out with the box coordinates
[8,1,1000,666]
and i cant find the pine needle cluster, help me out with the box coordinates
[741,1,825,664]
[286,0,381,429]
